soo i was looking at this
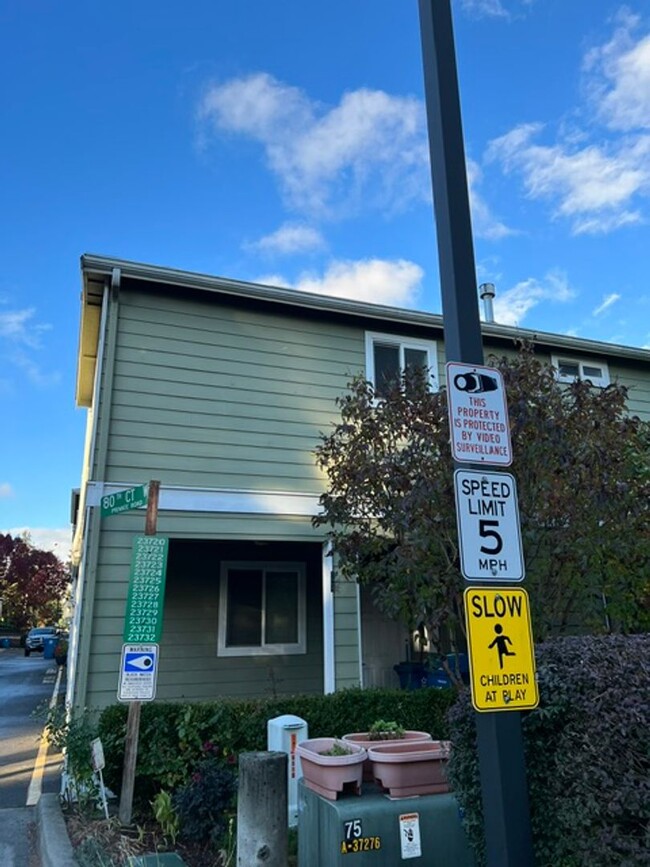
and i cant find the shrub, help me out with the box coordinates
[42,704,101,810]
[97,686,454,813]
[172,757,237,845]
[447,634,650,867]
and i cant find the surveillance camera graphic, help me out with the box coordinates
[454,371,499,394]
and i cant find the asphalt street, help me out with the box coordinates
[0,647,64,865]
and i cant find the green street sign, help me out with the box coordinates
[123,536,169,643]
[101,485,148,517]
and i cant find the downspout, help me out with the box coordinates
[71,267,121,710]
[322,542,335,693]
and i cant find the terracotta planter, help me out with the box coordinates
[368,739,451,798]
[342,731,432,781]
[296,738,366,800]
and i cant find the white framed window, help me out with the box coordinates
[365,332,438,398]
[218,561,306,657]
[552,355,610,388]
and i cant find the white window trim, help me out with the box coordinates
[552,354,610,388]
[218,561,306,657]
[365,331,439,394]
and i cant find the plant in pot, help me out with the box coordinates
[53,637,68,666]
[296,738,366,800]
[367,739,451,798]
[343,720,432,781]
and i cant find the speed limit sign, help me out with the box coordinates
[454,469,525,582]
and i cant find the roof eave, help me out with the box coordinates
[79,254,650,365]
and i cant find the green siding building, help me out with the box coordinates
[68,255,650,712]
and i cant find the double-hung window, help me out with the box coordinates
[552,355,610,388]
[218,562,306,657]
[365,332,438,398]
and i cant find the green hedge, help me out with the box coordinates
[98,686,455,812]
[446,634,650,867]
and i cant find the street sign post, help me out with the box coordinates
[464,587,538,712]
[101,484,148,517]
[446,362,512,466]
[419,2,535,861]
[454,470,525,582]
[118,480,160,826]
[118,643,159,702]
[123,535,169,643]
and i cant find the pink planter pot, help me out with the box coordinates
[342,731,432,781]
[367,740,451,798]
[296,738,367,800]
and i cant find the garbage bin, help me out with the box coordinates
[43,637,58,659]
[267,714,308,826]
[0,638,10,648]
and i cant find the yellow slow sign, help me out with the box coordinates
[464,587,539,712]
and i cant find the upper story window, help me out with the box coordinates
[552,355,610,388]
[365,332,438,398]
[217,562,306,657]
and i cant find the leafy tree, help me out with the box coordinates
[0,533,70,631]
[313,344,650,663]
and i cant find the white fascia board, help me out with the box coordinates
[85,481,321,517]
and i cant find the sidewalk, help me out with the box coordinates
[0,806,40,866]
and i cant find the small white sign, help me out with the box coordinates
[454,470,525,582]
[447,362,512,466]
[399,812,422,859]
[90,738,105,772]
[118,643,159,702]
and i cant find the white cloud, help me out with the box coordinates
[3,527,71,561]
[199,72,512,243]
[592,293,621,316]
[0,306,50,348]
[258,258,424,307]
[459,0,509,19]
[246,223,326,255]
[0,303,56,385]
[0,482,14,498]
[485,16,650,234]
[583,11,650,132]
[459,0,536,20]
[467,159,515,240]
[486,123,649,234]
[198,73,429,219]
[492,271,574,326]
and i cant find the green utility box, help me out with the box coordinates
[298,780,477,866]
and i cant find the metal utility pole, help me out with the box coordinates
[417,2,535,865]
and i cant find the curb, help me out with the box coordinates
[37,793,77,867]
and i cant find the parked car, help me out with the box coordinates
[24,627,58,656]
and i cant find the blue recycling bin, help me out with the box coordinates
[426,668,452,687]
[43,637,58,659]
[0,638,10,648]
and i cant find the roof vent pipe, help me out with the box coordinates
[479,282,495,323]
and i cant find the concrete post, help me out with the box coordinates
[237,751,288,867]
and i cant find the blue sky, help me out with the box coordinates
[1,0,649,558]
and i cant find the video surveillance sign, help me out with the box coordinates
[446,362,512,466]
